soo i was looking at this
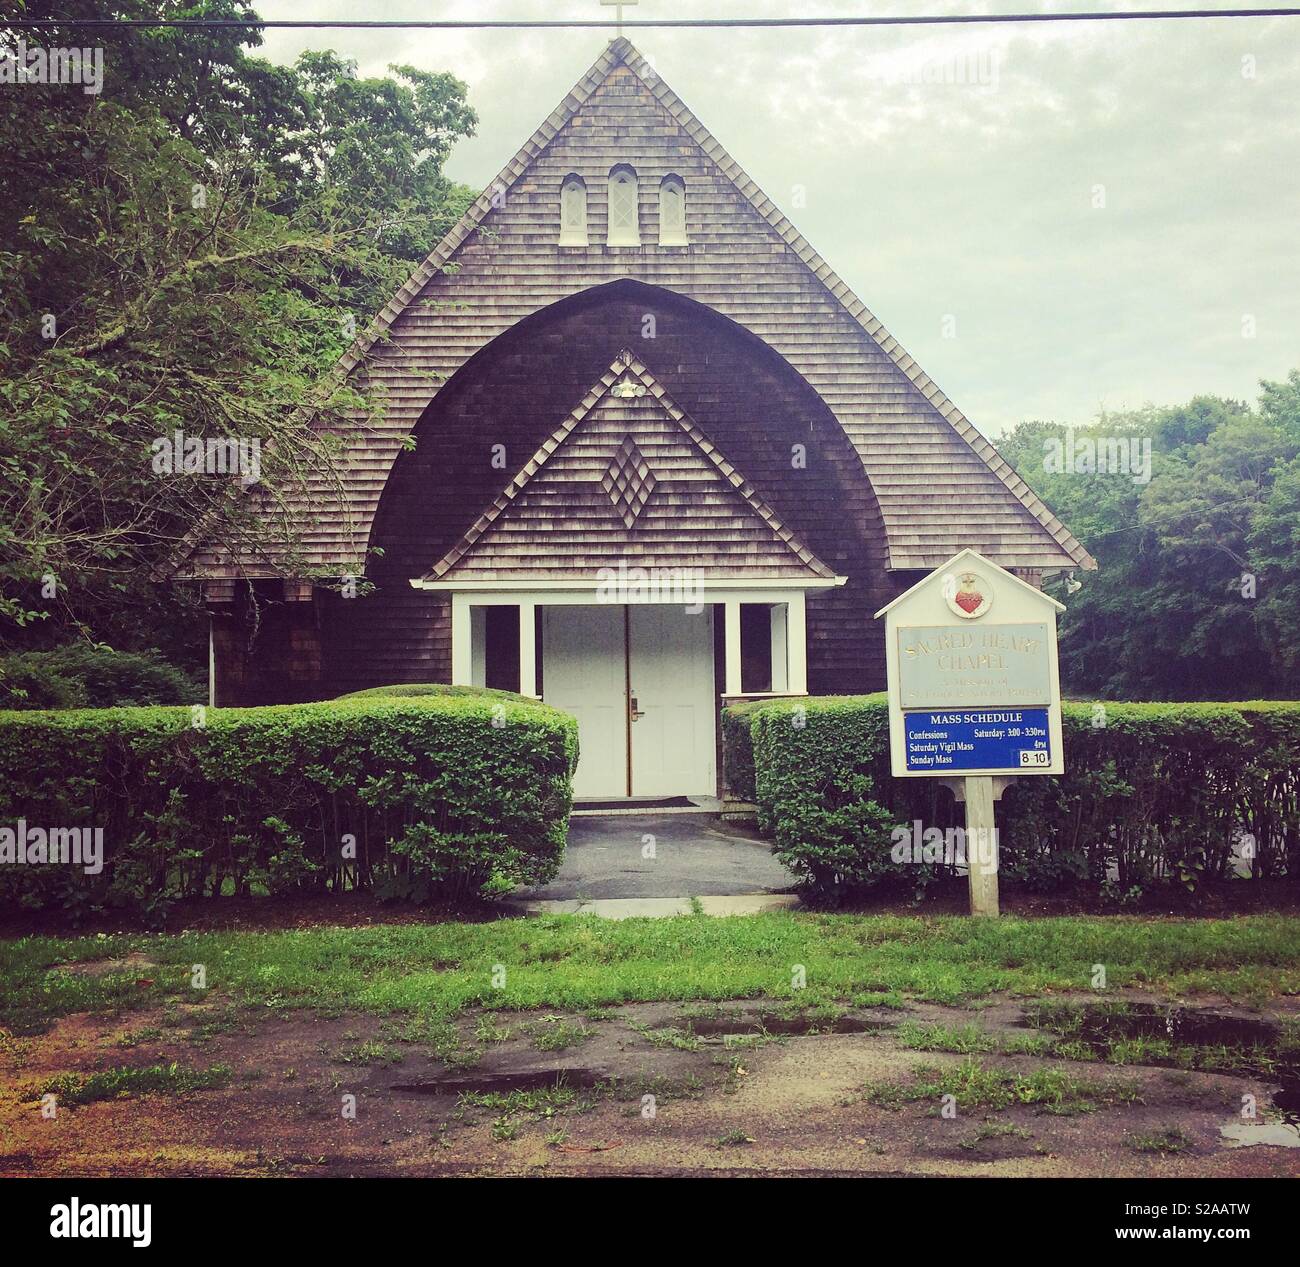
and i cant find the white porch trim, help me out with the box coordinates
[451,595,473,685]
[207,615,216,708]
[414,576,845,593]
[787,590,808,694]
[518,598,537,698]
[724,599,742,695]
[444,584,829,698]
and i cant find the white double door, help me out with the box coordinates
[541,605,716,799]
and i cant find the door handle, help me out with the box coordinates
[629,695,644,722]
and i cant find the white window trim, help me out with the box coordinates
[659,176,688,246]
[558,175,587,246]
[607,166,641,247]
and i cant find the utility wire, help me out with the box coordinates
[5,10,1300,32]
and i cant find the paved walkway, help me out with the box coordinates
[509,813,797,913]
[507,894,802,919]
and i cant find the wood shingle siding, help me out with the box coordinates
[320,282,890,700]
[423,350,836,583]
[178,38,1097,706]
[176,37,1091,585]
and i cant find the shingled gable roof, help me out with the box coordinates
[416,350,840,586]
[171,36,1094,583]
[340,37,1093,576]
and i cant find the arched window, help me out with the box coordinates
[607,164,640,246]
[558,174,587,246]
[659,174,687,245]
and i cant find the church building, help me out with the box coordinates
[169,38,1093,800]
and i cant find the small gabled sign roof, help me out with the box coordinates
[873,548,1067,619]
[415,349,840,587]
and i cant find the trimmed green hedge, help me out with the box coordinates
[339,683,527,702]
[0,695,578,920]
[721,699,767,808]
[727,695,1300,903]
[0,645,201,709]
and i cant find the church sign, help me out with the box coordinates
[901,708,1053,774]
[897,622,1052,710]
[875,549,1067,918]
[877,550,1065,779]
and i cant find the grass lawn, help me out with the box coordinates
[4,912,1299,1181]
[3,911,1298,1035]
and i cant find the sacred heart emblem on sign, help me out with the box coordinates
[944,569,992,619]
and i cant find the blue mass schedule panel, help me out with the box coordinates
[902,708,1052,773]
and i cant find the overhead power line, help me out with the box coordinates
[5,9,1300,32]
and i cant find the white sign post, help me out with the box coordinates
[875,549,1066,917]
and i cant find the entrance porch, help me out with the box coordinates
[439,584,822,799]
[409,350,848,797]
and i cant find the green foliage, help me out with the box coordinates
[727,696,1300,902]
[0,695,577,918]
[339,683,526,702]
[996,375,1300,699]
[864,1058,1143,1115]
[720,699,767,804]
[1250,453,1300,680]
[41,1061,232,1106]
[261,49,478,261]
[1127,1127,1191,1154]
[530,1018,594,1052]
[5,913,1299,1036]
[0,645,200,708]
[747,696,907,903]
[0,655,86,710]
[894,1021,996,1054]
[0,6,477,654]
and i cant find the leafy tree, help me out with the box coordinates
[261,50,478,260]
[998,381,1300,700]
[0,2,477,664]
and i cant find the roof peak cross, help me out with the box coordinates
[599,0,638,40]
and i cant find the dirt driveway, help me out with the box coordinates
[4,992,1297,1178]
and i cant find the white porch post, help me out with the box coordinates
[450,593,472,685]
[770,603,789,693]
[469,607,487,687]
[518,600,537,697]
[724,598,743,695]
[787,591,808,694]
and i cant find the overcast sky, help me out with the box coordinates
[257,1,1300,439]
